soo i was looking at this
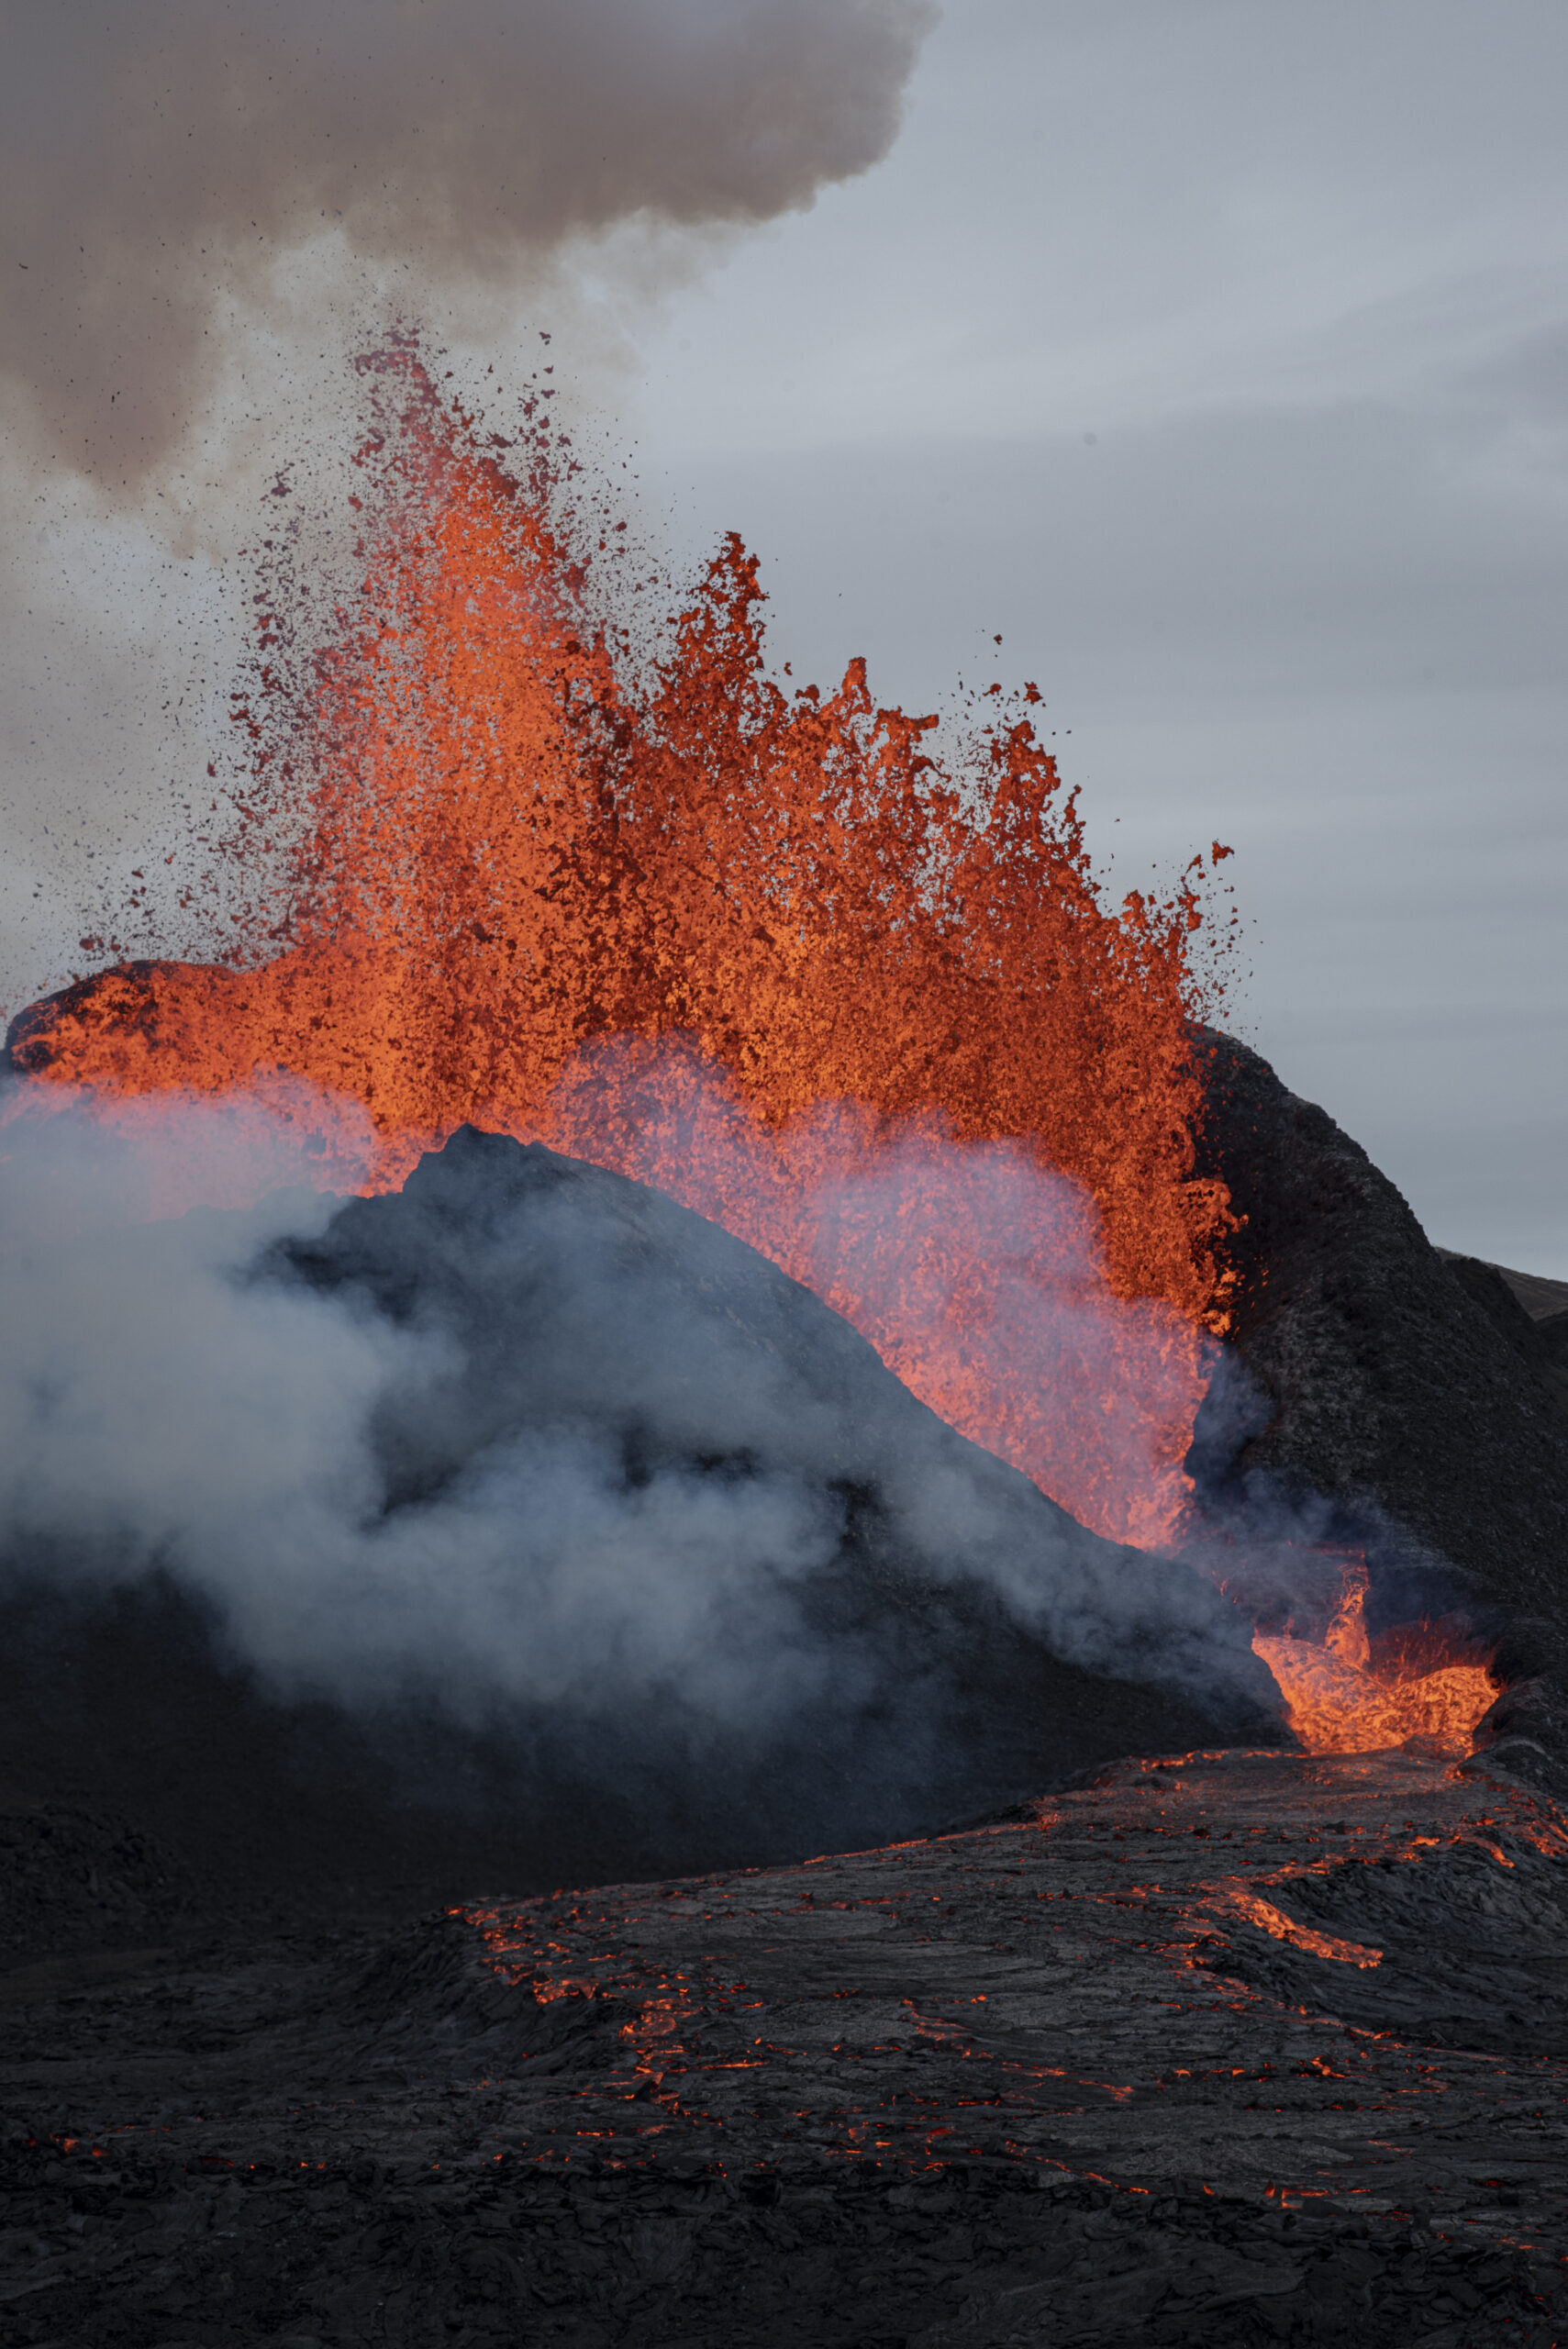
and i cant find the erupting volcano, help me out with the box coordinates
[4,335,1505,1760]
[6,335,1568,2349]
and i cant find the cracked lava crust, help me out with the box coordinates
[5,1744,1568,2345]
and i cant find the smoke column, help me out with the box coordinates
[0,0,933,1019]
[1,0,933,491]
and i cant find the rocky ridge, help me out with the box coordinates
[1192,1030,1568,1789]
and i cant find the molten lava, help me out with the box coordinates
[4,335,1498,1747]
[11,335,1234,1546]
[1253,1566,1495,1758]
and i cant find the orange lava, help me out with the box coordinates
[1,340,1504,1745]
[1220,1890,1383,1968]
[1252,1567,1496,1757]
[9,336,1237,1547]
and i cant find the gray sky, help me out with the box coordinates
[621,0,1567,1275]
[3,0,1564,1273]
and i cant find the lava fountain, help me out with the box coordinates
[3,334,1496,1756]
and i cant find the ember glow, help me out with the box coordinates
[1253,1565,1496,1759]
[4,337,1498,1752]
[1218,1889,1383,1970]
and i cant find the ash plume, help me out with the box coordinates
[1,0,932,492]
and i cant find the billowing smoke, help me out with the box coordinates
[0,1091,840,1729]
[1,0,933,489]
[1181,1340,1485,1648]
[783,1112,1207,1552]
[0,1077,1280,1802]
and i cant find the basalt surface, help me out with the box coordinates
[3,1747,1565,2346]
[1192,1030,1568,1788]
[1192,1030,1568,1618]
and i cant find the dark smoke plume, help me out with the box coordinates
[1,0,932,487]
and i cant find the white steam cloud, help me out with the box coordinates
[0,1079,1278,1744]
[0,1093,850,1727]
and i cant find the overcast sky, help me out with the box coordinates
[3,0,1564,1274]
[621,0,1567,1276]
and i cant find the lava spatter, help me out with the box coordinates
[1253,1564,1495,1758]
[10,336,1234,1548]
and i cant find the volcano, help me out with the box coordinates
[2,338,1565,2341]
[0,1113,1280,1923]
[5,1030,1566,2345]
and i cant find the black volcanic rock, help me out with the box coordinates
[1482,1260,1568,1324]
[1440,1248,1568,1423]
[1191,1028,1568,1777]
[4,1747,1563,2348]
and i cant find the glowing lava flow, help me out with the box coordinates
[1253,1567,1495,1758]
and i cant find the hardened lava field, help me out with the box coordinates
[4,1744,1566,2347]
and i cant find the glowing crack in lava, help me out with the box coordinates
[5,337,1496,1754]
